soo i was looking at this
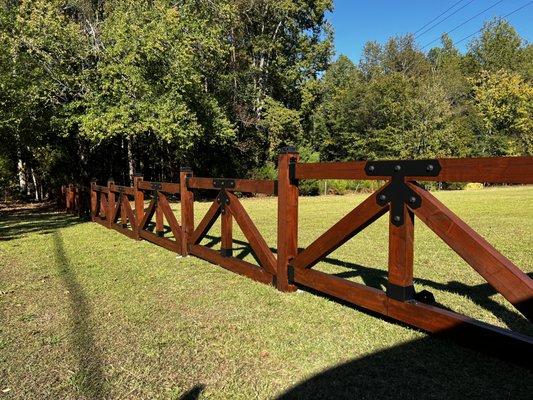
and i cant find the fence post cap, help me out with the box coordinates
[107,177,114,183]
[279,146,298,154]
[132,173,143,177]
[180,166,192,172]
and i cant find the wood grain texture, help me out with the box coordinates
[221,209,233,254]
[190,199,221,245]
[226,191,277,274]
[188,177,276,194]
[291,189,389,270]
[190,245,274,285]
[139,229,180,253]
[180,169,194,256]
[138,197,157,231]
[388,205,414,288]
[158,192,182,245]
[412,156,533,183]
[137,181,180,193]
[292,267,388,313]
[276,152,299,291]
[408,182,533,321]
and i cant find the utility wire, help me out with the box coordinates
[415,0,477,39]
[454,0,533,45]
[421,0,505,49]
[413,0,467,36]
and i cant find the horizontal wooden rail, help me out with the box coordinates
[137,181,180,194]
[109,184,134,195]
[296,156,533,184]
[188,177,276,194]
[64,152,533,366]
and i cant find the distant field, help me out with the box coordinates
[1,186,532,399]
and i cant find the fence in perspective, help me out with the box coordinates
[62,150,533,365]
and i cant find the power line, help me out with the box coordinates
[421,0,505,49]
[413,0,467,36]
[415,0,477,39]
[454,0,533,45]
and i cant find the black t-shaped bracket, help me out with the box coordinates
[365,159,441,226]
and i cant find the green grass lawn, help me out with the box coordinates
[1,186,532,399]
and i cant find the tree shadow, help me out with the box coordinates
[53,231,108,399]
[276,334,533,400]
[200,234,531,334]
[178,384,205,400]
[0,204,83,241]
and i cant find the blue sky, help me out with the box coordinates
[328,0,533,62]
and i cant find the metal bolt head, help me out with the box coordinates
[426,164,434,172]
[217,198,221,204]
[394,165,402,172]
[393,215,401,223]
[379,194,387,202]
[409,196,417,204]
[368,165,375,172]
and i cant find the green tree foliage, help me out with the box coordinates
[310,19,532,166]
[0,3,531,200]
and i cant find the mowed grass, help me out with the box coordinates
[0,186,532,399]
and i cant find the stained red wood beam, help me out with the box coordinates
[295,161,382,180]
[139,230,180,253]
[295,157,533,184]
[226,191,277,274]
[122,196,137,229]
[292,267,388,313]
[190,245,274,285]
[137,181,180,194]
[408,183,533,321]
[189,199,221,245]
[408,156,533,184]
[291,267,533,365]
[111,224,137,239]
[187,177,276,194]
[109,184,135,195]
[138,197,157,230]
[291,189,389,270]
[158,192,182,244]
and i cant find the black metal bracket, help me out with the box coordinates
[220,248,233,257]
[386,283,415,301]
[150,182,162,191]
[366,159,441,226]
[289,158,299,185]
[213,179,235,189]
[287,265,295,282]
[216,189,230,213]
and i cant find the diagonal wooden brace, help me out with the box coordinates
[407,182,533,322]
[290,188,389,270]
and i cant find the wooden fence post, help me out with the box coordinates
[386,188,415,301]
[75,185,82,217]
[133,174,144,240]
[90,180,97,221]
[107,178,115,228]
[155,194,164,237]
[180,166,194,256]
[276,147,299,292]
[60,185,66,210]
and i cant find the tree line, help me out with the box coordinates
[0,0,531,200]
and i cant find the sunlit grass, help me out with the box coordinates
[0,186,532,399]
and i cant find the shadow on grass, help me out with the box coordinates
[0,204,82,241]
[178,384,205,399]
[276,334,533,400]
[200,234,532,334]
[53,231,108,399]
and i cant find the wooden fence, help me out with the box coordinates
[62,149,533,365]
